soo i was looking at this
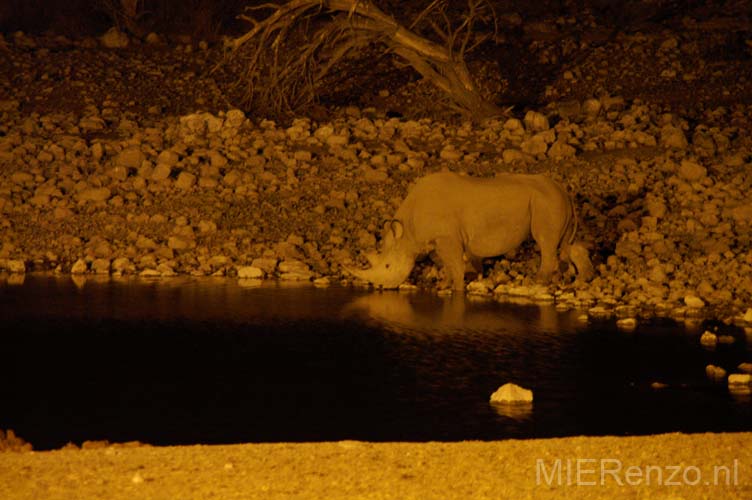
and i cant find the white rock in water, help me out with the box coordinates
[490,383,533,404]
[728,374,752,392]
[616,317,637,330]
[237,266,264,279]
[705,364,726,382]
[700,331,718,346]
[684,295,705,308]
[100,27,129,48]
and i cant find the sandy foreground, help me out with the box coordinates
[1,433,750,499]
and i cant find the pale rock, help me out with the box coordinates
[616,317,637,330]
[684,295,705,308]
[167,235,193,250]
[115,147,145,169]
[490,383,533,404]
[92,258,111,275]
[502,149,527,163]
[157,150,179,166]
[439,145,462,161]
[145,32,162,45]
[705,364,727,382]
[151,163,172,181]
[112,257,135,274]
[175,172,196,189]
[237,266,264,279]
[743,308,752,324]
[77,187,111,202]
[156,263,177,277]
[6,259,25,274]
[728,373,752,391]
[503,118,523,132]
[225,109,245,128]
[523,111,549,132]
[100,27,129,48]
[660,124,688,149]
[251,258,278,274]
[700,331,718,346]
[677,159,706,181]
[208,150,228,168]
[520,135,548,156]
[582,98,602,117]
[738,363,752,374]
[466,280,492,295]
[71,259,88,274]
[547,140,575,159]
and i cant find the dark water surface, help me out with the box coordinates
[1,275,750,450]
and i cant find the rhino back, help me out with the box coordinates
[396,172,569,252]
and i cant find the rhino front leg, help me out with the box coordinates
[434,236,466,291]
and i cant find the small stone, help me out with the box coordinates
[490,383,533,404]
[115,147,144,169]
[705,364,727,382]
[100,27,129,48]
[660,124,688,149]
[523,111,549,132]
[112,257,135,274]
[677,159,706,181]
[6,259,25,274]
[92,258,111,275]
[742,308,752,324]
[151,163,172,181]
[684,295,705,308]
[175,172,196,189]
[71,259,88,275]
[718,335,735,345]
[616,318,637,330]
[582,98,602,117]
[737,363,752,374]
[728,373,752,391]
[77,187,111,203]
[237,266,264,279]
[251,258,278,274]
[700,331,718,346]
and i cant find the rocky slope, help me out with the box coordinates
[1,17,752,327]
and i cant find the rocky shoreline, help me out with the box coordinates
[1,31,752,327]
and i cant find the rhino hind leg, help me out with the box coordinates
[434,236,466,291]
[534,238,560,283]
[569,242,595,281]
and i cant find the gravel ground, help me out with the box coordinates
[1,433,751,499]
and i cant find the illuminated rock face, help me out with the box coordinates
[490,383,533,404]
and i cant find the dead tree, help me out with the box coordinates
[228,0,503,118]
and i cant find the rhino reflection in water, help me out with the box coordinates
[344,292,564,335]
[344,172,594,291]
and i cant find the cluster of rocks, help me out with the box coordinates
[0,429,32,453]
[1,28,752,325]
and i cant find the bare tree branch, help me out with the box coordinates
[226,0,502,119]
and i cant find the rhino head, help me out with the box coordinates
[343,219,416,289]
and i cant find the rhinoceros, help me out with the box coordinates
[344,172,594,290]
